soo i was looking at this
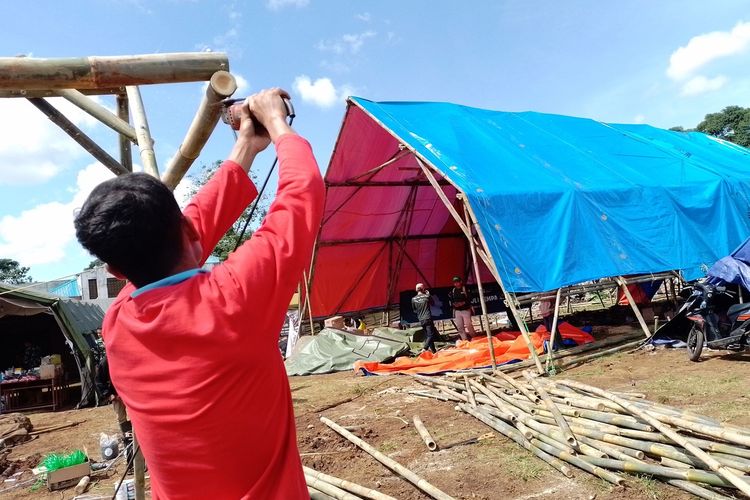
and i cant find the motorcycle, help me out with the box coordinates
[683,282,750,361]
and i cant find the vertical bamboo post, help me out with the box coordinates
[116,94,133,172]
[303,269,316,336]
[545,287,563,373]
[462,202,497,370]
[132,432,146,500]
[550,288,562,349]
[616,276,651,338]
[126,85,158,177]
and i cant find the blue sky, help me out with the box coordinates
[1,0,749,282]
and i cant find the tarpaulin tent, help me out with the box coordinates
[303,97,750,371]
[0,284,104,407]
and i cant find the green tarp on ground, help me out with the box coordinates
[285,328,411,376]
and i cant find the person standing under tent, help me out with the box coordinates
[412,283,437,354]
[448,276,476,341]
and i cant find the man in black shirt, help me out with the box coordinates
[411,283,437,354]
[448,276,476,341]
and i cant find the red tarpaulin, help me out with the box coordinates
[311,103,492,317]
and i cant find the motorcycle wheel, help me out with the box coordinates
[687,325,704,362]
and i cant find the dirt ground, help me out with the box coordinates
[1,334,748,499]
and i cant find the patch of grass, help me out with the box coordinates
[630,474,666,500]
[378,439,399,454]
[506,450,546,481]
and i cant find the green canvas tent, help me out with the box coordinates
[0,284,104,408]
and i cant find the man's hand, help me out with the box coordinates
[227,88,295,172]
[245,88,295,143]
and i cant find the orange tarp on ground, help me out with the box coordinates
[353,322,594,375]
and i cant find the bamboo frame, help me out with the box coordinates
[162,70,238,190]
[55,88,137,141]
[126,85,158,177]
[26,97,129,176]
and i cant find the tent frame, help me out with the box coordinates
[0,53,239,190]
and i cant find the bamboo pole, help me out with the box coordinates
[457,404,574,478]
[413,416,438,451]
[579,457,740,489]
[304,473,361,500]
[463,202,497,369]
[55,88,137,141]
[162,70,237,190]
[0,52,229,90]
[26,97,129,176]
[132,432,146,500]
[116,94,133,172]
[484,372,540,404]
[303,467,398,500]
[557,380,750,496]
[616,276,652,338]
[522,372,578,448]
[125,85,158,177]
[545,287,563,373]
[320,417,456,500]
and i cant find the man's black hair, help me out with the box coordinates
[74,173,185,288]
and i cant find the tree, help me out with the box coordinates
[696,105,750,147]
[187,161,269,261]
[0,258,32,284]
[86,258,103,269]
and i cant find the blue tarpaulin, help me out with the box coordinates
[351,98,750,293]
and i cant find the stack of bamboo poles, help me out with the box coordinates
[411,372,750,499]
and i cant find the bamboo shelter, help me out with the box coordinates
[0,52,238,189]
[303,97,750,373]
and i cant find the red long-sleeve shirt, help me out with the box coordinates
[102,134,324,499]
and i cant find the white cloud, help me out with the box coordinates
[633,114,646,124]
[0,162,115,266]
[316,30,376,54]
[667,21,750,80]
[356,12,371,22]
[267,0,309,10]
[234,74,250,95]
[680,75,729,96]
[293,75,353,108]
[0,97,102,185]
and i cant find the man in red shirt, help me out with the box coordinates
[74,88,324,499]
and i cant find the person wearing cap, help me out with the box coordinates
[448,276,476,341]
[411,283,437,354]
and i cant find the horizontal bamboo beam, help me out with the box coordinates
[318,233,464,246]
[27,97,129,176]
[0,87,125,98]
[162,70,237,190]
[0,52,229,90]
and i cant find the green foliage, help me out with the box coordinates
[696,105,750,147]
[85,258,103,270]
[0,258,32,284]
[188,161,269,261]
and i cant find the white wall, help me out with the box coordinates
[78,266,123,312]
